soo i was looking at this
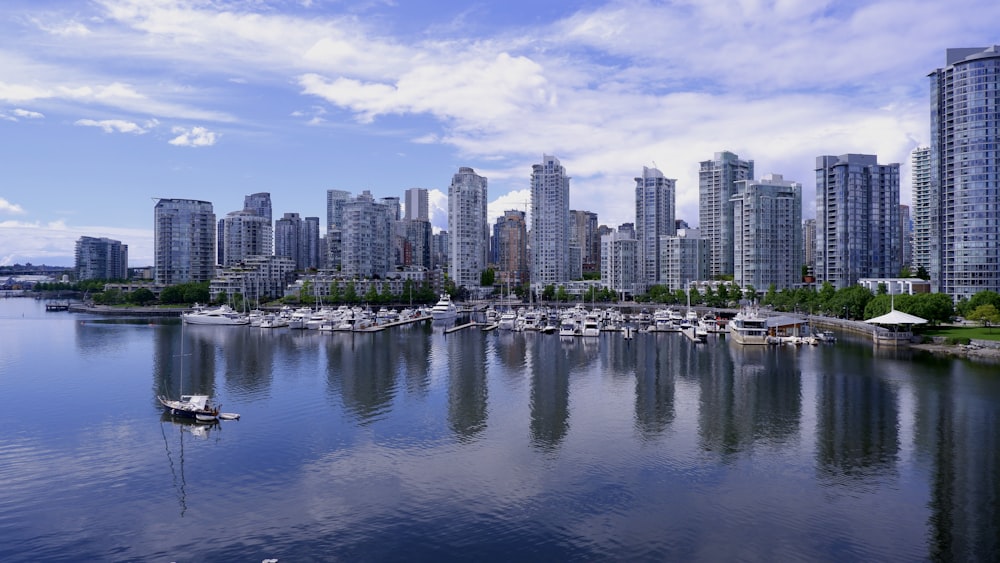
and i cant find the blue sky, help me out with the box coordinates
[1,0,998,267]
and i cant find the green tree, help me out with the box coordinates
[762,284,778,307]
[556,285,569,302]
[915,265,930,280]
[957,290,1000,318]
[127,287,156,305]
[344,281,358,303]
[480,268,496,287]
[968,304,1000,333]
[329,280,342,304]
[160,285,185,304]
[364,283,379,304]
[542,284,555,301]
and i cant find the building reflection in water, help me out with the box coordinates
[327,331,401,424]
[913,358,1000,561]
[815,345,899,482]
[446,330,488,442]
[528,334,572,451]
[631,335,676,438]
[153,323,219,404]
[699,340,802,457]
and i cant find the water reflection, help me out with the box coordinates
[528,335,571,451]
[153,323,219,403]
[327,332,400,424]
[913,360,1000,560]
[815,346,899,483]
[447,331,488,442]
[699,341,802,456]
[632,335,675,438]
[159,414,222,517]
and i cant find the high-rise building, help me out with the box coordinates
[910,146,932,273]
[398,219,433,268]
[341,191,394,278]
[153,198,215,286]
[492,210,529,287]
[221,210,273,266]
[274,212,303,269]
[433,231,449,270]
[899,204,912,271]
[601,229,639,298]
[302,216,320,270]
[699,151,754,278]
[929,46,1000,299]
[326,189,352,270]
[448,167,489,289]
[531,155,571,286]
[635,166,676,288]
[405,188,429,221]
[802,219,817,274]
[815,154,900,289]
[569,210,599,273]
[660,228,709,292]
[75,236,128,280]
[732,174,803,290]
[243,192,272,223]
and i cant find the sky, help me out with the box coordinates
[1,0,998,267]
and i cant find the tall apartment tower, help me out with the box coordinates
[154,198,215,286]
[910,146,932,273]
[699,151,754,278]
[75,236,128,280]
[635,166,676,288]
[274,213,303,270]
[601,228,639,298]
[569,210,599,273]
[929,46,1000,299]
[660,228,709,292]
[326,189,352,270]
[448,167,489,289]
[492,210,529,287]
[732,174,803,291]
[815,154,901,289]
[531,154,571,286]
[802,219,817,274]
[405,188,430,221]
[221,210,273,266]
[341,191,394,278]
[243,192,272,223]
[899,204,912,270]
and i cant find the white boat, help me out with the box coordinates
[581,313,601,337]
[728,306,769,345]
[181,304,249,326]
[498,311,518,331]
[431,294,458,320]
[259,314,288,328]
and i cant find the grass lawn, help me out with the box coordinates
[919,325,1000,342]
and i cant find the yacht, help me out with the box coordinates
[728,306,769,345]
[431,294,458,320]
[498,310,518,331]
[581,313,601,337]
[181,304,249,326]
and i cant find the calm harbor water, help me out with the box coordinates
[1,298,998,562]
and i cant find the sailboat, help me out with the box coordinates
[158,323,221,422]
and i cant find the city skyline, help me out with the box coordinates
[1,1,999,266]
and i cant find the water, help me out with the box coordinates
[1,298,998,562]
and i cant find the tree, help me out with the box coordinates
[480,268,495,287]
[127,287,156,306]
[160,285,185,304]
[542,284,555,301]
[915,265,930,280]
[364,283,379,304]
[957,290,1000,318]
[344,281,358,303]
[556,285,569,302]
[968,304,1000,333]
[899,266,912,278]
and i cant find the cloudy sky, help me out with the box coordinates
[1,0,997,267]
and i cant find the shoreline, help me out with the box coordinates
[910,342,1000,363]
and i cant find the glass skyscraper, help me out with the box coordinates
[699,151,754,278]
[530,155,571,287]
[448,167,489,290]
[154,198,216,286]
[929,46,1000,299]
[634,166,676,288]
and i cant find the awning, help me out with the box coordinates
[864,309,927,325]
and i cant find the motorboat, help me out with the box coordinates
[431,294,458,320]
[728,306,769,345]
[181,304,249,326]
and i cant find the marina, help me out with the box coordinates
[2,297,999,561]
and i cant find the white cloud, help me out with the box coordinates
[13,108,44,119]
[168,126,218,147]
[74,118,149,134]
[0,198,26,215]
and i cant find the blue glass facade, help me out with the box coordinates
[930,46,1000,300]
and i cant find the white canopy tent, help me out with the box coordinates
[864,310,928,326]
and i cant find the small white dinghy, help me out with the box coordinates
[219,412,241,420]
